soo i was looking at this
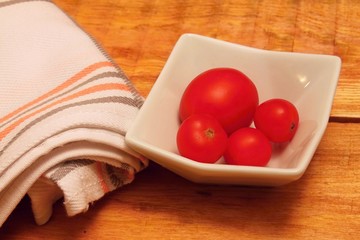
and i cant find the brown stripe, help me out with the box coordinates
[0,71,121,129]
[106,162,133,188]
[51,160,133,188]
[0,83,130,140]
[0,96,138,157]
[0,62,114,126]
[49,159,94,182]
[0,0,144,108]
[53,1,144,109]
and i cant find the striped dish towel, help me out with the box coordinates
[0,0,148,226]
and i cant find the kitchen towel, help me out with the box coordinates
[0,0,148,226]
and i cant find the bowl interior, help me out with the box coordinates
[126,34,341,184]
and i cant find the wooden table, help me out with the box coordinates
[1,1,359,239]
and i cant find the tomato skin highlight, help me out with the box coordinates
[224,128,272,167]
[254,98,299,143]
[176,114,228,163]
[179,68,259,135]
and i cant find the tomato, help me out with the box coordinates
[179,68,259,135]
[224,128,272,167]
[254,98,299,143]
[176,114,228,163]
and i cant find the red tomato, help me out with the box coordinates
[176,114,228,163]
[179,68,259,135]
[224,128,272,167]
[254,98,299,143]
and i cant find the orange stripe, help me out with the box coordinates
[95,162,110,193]
[0,61,114,124]
[0,83,129,140]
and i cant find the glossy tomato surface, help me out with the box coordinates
[179,68,259,135]
[254,98,299,143]
[224,127,272,167]
[176,114,228,163]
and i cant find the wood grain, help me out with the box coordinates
[1,122,359,239]
[1,1,360,239]
[55,0,360,118]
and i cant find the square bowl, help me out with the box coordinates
[125,33,341,186]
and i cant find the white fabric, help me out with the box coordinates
[0,0,147,226]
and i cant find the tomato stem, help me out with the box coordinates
[205,128,215,138]
[290,122,296,131]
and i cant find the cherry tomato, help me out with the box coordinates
[176,114,228,163]
[224,128,272,167]
[179,68,259,135]
[254,98,299,143]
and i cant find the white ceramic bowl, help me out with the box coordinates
[125,33,341,186]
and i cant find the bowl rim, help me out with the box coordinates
[125,33,342,183]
